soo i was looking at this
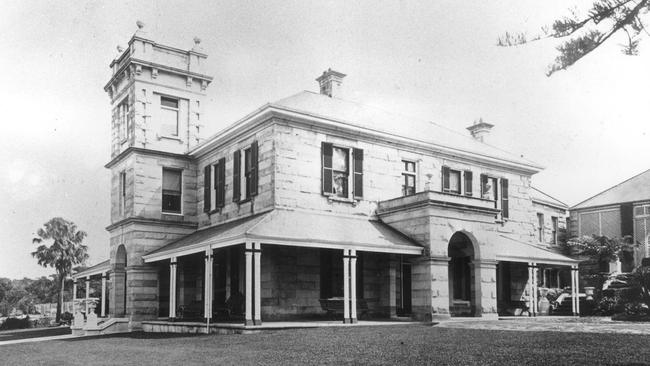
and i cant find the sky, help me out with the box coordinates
[1,1,648,279]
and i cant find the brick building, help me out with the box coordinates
[78,25,581,331]
[569,169,650,272]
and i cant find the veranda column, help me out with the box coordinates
[527,263,534,316]
[532,263,538,316]
[101,272,107,317]
[204,248,213,322]
[253,242,262,326]
[169,257,177,319]
[85,276,91,314]
[343,249,351,323]
[576,266,580,315]
[73,280,78,301]
[570,266,577,316]
[245,242,254,326]
[349,249,358,324]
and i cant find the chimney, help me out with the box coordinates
[316,68,346,98]
[466,118,494,143]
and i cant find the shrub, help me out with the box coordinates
[0,316,31,331]
[60,312,73,325]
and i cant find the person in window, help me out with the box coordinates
[482,180,494,200]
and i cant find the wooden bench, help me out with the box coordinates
[319,298,369,318]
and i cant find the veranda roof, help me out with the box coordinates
[72,259,110,280]
[495,235,578,266]
[142,209,423,262]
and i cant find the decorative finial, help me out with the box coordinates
[117,45,124,53]
[193,37,201,45]
[136,20,145,29]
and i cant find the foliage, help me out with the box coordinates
[31,217,88,323]
[562,235,636,263]
[498,0,650,75]
[0,276,71,317]
[626,265,650,306]
[0,316,31,331]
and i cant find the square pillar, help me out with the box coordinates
[245,243,253,326]
[169,258,177,319]
[244,242,261,326]
[73,281,78,301]
[349,249,357,323]
[471,260,498,319]
[411,256,450,321]
[253,243,262,326]
[343,249,351,323]
[85,276,91,314]
[101,272,107,317]
[387,257,398,318]
[110,268,126,317]
[204,249,213,321]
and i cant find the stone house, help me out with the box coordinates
[568,169,650,272]
[79,26,581,331]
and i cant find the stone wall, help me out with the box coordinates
[196,124,275,228]
[532,201,568,248]
[272,120,539,244]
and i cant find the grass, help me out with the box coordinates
[2,324,650,365]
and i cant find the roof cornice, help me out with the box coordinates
[105,147,192,169]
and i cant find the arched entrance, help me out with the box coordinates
[113,245,127,317]
[448,232,477,317]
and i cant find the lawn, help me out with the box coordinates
[3,324,650,365]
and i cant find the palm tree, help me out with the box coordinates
[32,217,88,323]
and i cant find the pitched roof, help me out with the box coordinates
[143,209,423,262]
[271,91,542,171]
[572,169,650,210]
[531,187,568,210]
[495,234,578,266]
[72,259,110,279]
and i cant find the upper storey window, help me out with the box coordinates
[233,141,259,203]
[442,167,461,195]
[634,205,650,217]
[161,96,179,137]
[322,142,363,200]
[162,168,182,214]
[480,174,509,219]
[402,161,416,196]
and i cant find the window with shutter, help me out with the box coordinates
[353,148,363,199]
[215,158,226,208]
[321,142,362,201]
[203,165,211,212]
[500,178,509,218]
[322,142,333,195]
[233,150,241,202]
[442,167,461,194]
[464,171,473,196]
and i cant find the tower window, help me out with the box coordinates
[161,96,179,136]
[117,98,130,142]
[162,168,182,214]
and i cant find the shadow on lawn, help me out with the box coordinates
[63,331,206,342]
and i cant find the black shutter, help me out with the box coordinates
[501,179,509,218]
[353,148,363,199]
[442,166,450,192]
[233,150,241,202]
[464,171,473,196]
[250,141,259,197]
[216,158,226,208]
[203,165,211,212]
[480,174,488,197]
[322,142,333,195]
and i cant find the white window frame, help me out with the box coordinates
[402,160,416,196]
[160,95,180,137]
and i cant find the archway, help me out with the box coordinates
[448,232,477,317]
[113,244,127,317]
